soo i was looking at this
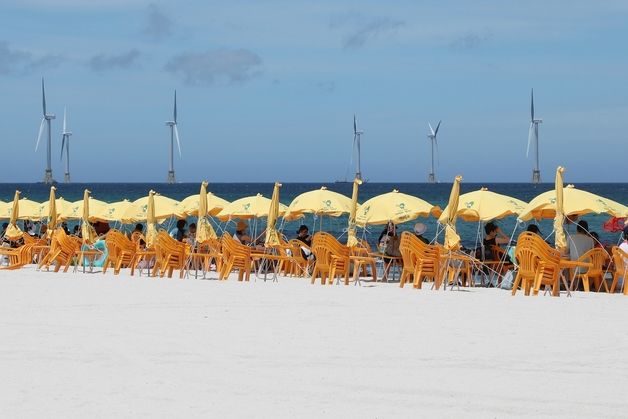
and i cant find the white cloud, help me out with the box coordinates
[165,49,262,85]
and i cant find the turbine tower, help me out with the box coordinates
[427,120,441,183]
[165,90,181,184]
[60,107,72,183]
[35,78,56,184]
[527,88,542,184]
[353,114,363,181]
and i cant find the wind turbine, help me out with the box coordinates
[60,107,72,183]
[353,114,363,181]
[526,88,542,184]
[165,90,181,184]
[35,78,56,184]
[427,120,441,183]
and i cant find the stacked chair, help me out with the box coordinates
[310,232,376,285]
[398,232,442,289]
[219,234,253,281]
[103,230,138,275]
[39,228,80,273]
[151,231,187,278]
[610,247,628,294]
[511,231,562,296]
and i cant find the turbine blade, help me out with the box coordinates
[42,78,46,116]
[353,114,357,134]
[35,118,45,151]
[173,90,177,124]
[530,88,534,121]
[60,136,65,160]
[526,123,533,157]
[174,124,181,157]
[63,106,67,133]
[434,120,441,136]
[428,122,435,136]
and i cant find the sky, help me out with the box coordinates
[1,0,627,183]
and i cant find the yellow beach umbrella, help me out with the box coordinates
[145,190,157,248]
[284,186,353,220]
[62,197,108,221]
[94,200,134,222]
[0,195,41,221]
[356,190,441,227]
[178,192,228,217]
[518,185,628,221]
[438,187,527,223]
[196,181,217,243]
[217,193,288,220]
[122,194,180,222]
[5,191,23,240]
[442,176,463,251]
[346,178,362,247]
[265,182,282,246]
[47,186,58,236]
[553,167,567,252]
[81,189,97,244]
[38,197,70,222]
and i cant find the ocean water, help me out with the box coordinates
[2,182,627,248]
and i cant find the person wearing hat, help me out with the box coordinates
[234,220,252,245]
[413,222,429,244]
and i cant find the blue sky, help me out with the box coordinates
[1,0,627,183]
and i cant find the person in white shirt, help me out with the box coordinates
[620,226,628,263]
[569,221,594,260]
[568,221,594,277]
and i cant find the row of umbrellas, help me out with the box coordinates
[2,179,627,231]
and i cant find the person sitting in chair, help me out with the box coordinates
[169,219,188,242]
[413,222,429,244]
[131,223,146,248]
[568,220,594,262]
[295,225,313,259]
[234,221,252,245]
[296,225,312,247]
[483,222,510,261]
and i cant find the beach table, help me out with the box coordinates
[74,248,104,273]
[368,252,402,282]
[32,244,50,266]
[252,248,284,283]
[559,259,593,297]
[440,252,477,290]
[184,242,222,280]
[530,259,592,297]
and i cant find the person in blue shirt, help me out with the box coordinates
[169,219,187,242]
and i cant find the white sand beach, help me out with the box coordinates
[2,268,627,418]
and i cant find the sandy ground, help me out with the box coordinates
[1,266,627,418]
